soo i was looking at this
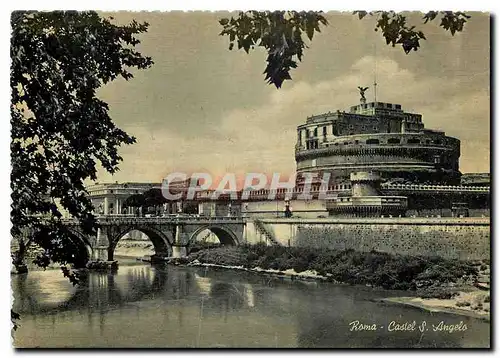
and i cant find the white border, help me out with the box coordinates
[0,1,496,357]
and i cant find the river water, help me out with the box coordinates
[12,258,490,348]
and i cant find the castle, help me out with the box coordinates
[290,97,489,218]
[295,101,460,185]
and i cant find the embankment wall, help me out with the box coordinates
[244,218,490,260]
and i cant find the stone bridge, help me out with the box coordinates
[63,215,247,263]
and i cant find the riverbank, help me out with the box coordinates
[114,239,155,258]
[170,244,489,320]
[381,290,490,321]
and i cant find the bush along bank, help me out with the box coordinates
[179,243,483,297]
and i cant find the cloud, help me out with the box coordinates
[96,55,489,184]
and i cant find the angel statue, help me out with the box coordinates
[358,86,369,103]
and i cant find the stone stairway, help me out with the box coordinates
[253,219,281,246]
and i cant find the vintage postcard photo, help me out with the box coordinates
[9,9,490,348]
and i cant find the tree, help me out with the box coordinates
[10,11,153,281]
[123,193,146,209]
[142,188,167,215]
[219,11,471,88]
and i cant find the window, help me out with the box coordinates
[366,138,380,145]
[323,126,327,136]
[332,123,339,136]
[407,138,420,144]
[387,138,400,144]
[313,128,318,137]
[306,129,310,138]
[395,104,402,110]
[434,139,442,145]
[349,124,354,129]
[387,103,393,109]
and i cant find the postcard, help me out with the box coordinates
[10,10,490,348]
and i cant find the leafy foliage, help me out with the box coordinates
[220,11,470,88]
[142,188,167,208]
[188,245,478,293]
[11,11,153,274]
[122,193,146,208]
[355,11,471,54]
[11,310,20,331]
[123,189,167,215]
[219,11,328,88]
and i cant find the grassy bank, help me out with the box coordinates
[184,244,483,296]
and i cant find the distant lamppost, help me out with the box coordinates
[284,199,292,218]
[243,203,249,218]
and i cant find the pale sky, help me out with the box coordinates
[95,11,490,184]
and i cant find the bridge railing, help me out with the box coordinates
[93,215,247,223]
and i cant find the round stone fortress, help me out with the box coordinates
[295,101,461,185]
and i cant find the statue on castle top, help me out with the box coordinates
[358,86,369,103]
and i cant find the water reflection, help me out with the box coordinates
[12,264,490,348]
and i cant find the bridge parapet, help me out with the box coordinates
[62,216,247,225]
[96,216,247,225]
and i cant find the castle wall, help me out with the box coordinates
[244,200,328,219]
[296,129,461,185]
[245,218,490,260]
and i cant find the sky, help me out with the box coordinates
[94,11,490,184]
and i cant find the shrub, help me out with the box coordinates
[185,245,480,293]
[291,256,311,273]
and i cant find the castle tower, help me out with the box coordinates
[350,172,381,197]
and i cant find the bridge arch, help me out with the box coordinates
[65,228,94,268]
[109,226,174,260]
[187,224,239,252]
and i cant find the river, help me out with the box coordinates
[11,257,490,348]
